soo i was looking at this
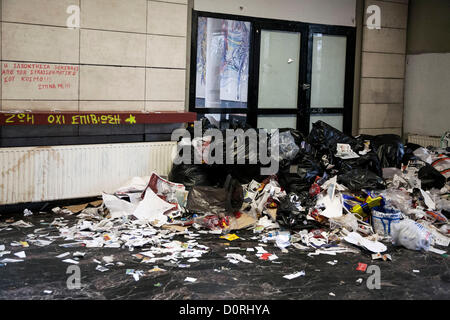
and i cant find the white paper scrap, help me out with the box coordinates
[62,259,79,264]
[185,277,197,283]
[14,251,26,258]
[96,265,109,272]
[0,258,23,263]
[283,271,305,280]
[429,247,447,255]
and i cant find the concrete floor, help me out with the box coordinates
[0,212,449,300]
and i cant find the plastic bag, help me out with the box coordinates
[370,134,405,169]
[307,121,358,160]
[402,142,422,165]
[413,147,433,164]
[276,193,321,230]
[168,163,215,190]
[337,168,386,191]
[278,154,323,194]
[430,154,450,180]
[391,219,433,251]
[371,206,402,237]
[329,213,358,232]
[381,188,413,215]
[337,151,382,177]
[418,163,446,190]
[186,175,243,217]
[278,131,300,162]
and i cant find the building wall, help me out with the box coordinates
[194,0,356,27]
[358,0,409,137]
[0,0,189,113]
[403,0,450,137]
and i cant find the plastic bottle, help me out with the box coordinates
[391,219,433,251]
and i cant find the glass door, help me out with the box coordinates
[250,22,307,130]
[305,25,356,135]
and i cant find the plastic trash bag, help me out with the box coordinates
[278,131,300,162]
[168,163,215,190]
[277,193,321,231]
[186,175,243,217]
[391,219,433,251]
[337,151,382,177]
[337,168,386,191]
[221,131,263,184]
[307,121,358,160]
[371,134,405,169]
[402,142,422,165]
[381,188,413,215]
[413,147,433,164]
[278,154,323,194]
[329,213,358,232]
[418,163,446,190]
[431,154,450,180]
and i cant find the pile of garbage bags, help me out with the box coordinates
[73,120,450,257]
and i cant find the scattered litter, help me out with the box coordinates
[14,251,26,259]
[372,253,392,261]
[0,258,23,263]
[184,277,197,283]
[23,209,33,217]
[148,266,166,273]
[413,269,420,273]
[95,265,109,272]
[1,120,449,298]
[11,220,34,228]
[220,234,240,241]
[62,259,79,264]
[102,256,114,264]
[344,232,387,253]
[428,247,447,255]
[0,251,11,257]
[356,263,368,272]
[43,290,53,294]
[283,271,305,280]
[126,269,144,281]
[73,252,86,258]
[226,253,253,264]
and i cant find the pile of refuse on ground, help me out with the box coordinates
[1,120,449,280]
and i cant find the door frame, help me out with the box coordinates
[189,10,356,135]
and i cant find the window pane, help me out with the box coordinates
[196,17,250,109]
[258,115,297,129]
[258,30,301,109]
[310,114,344,132]
[311,34,347,108]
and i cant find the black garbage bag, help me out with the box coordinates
[186,116,219,136]
[307,121,359,159]
[337,168,386,191]
[213,127,263,184]
[370,134,405,169]
[418,163,446,190]
[168,163,215,190]
[278,154,323,194]
[277,193,322,230]
[186,175,244,217]
[336,151,383,177]
[402,142,422,165]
